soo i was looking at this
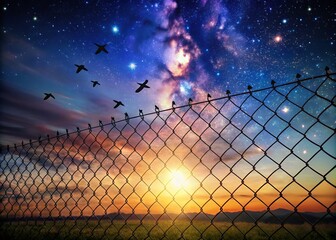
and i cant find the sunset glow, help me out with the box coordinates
[170,170,189,190]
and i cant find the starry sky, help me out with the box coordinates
[1,0,335,145]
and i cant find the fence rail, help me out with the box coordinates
[1,72,336,239]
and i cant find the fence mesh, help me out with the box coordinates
[1,72,336,239]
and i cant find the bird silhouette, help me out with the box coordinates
[325,66,332,79]
[113,100,124,108]
[271,80,276,86]
[94,43,108,54]
[172,101,176,108]
[155,105,160,112]
[296,73,301,79]
[75,64,88,73]
[226,90,231,95]
[44,93,55,100]
[247,85,253,91]
[91,80,100,87]
[188,98,193,105]
[135,79,150,93]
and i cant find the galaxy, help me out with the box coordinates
[0,0,335,145]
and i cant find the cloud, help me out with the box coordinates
[0,82,87,145]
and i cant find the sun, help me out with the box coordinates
[169,170,189,190]
[171,170,186,188]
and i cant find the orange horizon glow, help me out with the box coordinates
[2,149,335,218]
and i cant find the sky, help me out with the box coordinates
[0,0,335,217]
[1,0,335,145]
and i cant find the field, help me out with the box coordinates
[1,220,335,240]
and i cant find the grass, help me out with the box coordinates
[1,220,335,240]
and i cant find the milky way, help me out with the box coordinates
[0,0,335,145]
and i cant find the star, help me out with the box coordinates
[282,19,287,24]
[112,25,119,33]
[282,107,289,113]
[180,81,192,95]
[33,16,37,21]
[129,62,136,70]
[274,35,283,43]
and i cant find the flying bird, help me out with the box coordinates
[91,80,100,87]
[94,43,108,54]
[44,93,55,100]
[75,64,88,73]
[113,100,124,109]
[135,79,150,93]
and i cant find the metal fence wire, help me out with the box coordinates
[1,72,336,240]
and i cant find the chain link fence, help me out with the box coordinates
[1,72,335,239]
